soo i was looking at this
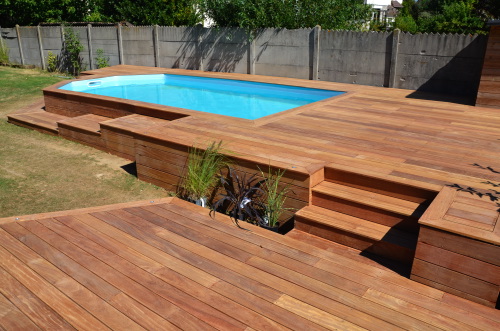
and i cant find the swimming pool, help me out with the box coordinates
[59,74,344,120]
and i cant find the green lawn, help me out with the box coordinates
[0,67,167,217]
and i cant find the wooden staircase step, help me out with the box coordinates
[295,205,417,263]
[7,111,68,135]
[313,181,421,217]
[56,114,110,150]
[57,114,110,136]
[324,163,439,203]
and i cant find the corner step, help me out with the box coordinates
[57,114,110,149]
[314,181,420,216]
[312,181,425,232]
[324,163,439,202]
[7,111,68,135]
[295,205,417,263]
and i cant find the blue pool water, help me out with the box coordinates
[59,74,344,120]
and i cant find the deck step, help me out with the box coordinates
[313,181,420,216]
[57,114,109,136]
[312,181,427,233]
[324,163,438,203]
[57,114,110,149]
[294,205,417,263]
[7,111,68,135]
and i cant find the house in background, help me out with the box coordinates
[365,0,403,26]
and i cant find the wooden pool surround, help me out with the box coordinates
[8,65,500,309]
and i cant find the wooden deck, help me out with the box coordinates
[1,197,499,330]
[66,65,500,191]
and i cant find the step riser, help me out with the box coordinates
[324,168,436,203]
[312,191,420,233]
[7,118,58,136]
[295,215,415,263]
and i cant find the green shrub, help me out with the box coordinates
[179,141,229,204]
[259,166,293,228]
[95,49,109,69]
[60,28,86,76]
[47,51,57,72]
[0,41,9,65]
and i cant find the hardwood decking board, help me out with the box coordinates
[84,211,285,303]
[136,205,371,299]
[18,219,214,331]
[0,292,42,330]
[35,217,236,330]
[0,267,74,330]
[0,231,111,331]
[162,201,486,324]
[92,208,402,330]
[2,221,120,301]
[164,200,428,292]
[2,191,499,329]
[362,288,476,331]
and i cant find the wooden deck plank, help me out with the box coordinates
[0,267,74,330]
[65,212,325,330]
[161,201,500,328]
[0,223,145,331]
[0,230,111,331]
[90,208,404,330]
[0,292,42,330]
[31,218,230,331]
[1,197,499,330]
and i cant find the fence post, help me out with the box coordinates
[389,28,401,88]
[153,25,160,67]
[198,25,204,71]
[87,24,94,70]
[15,25,25,65]
[0,26,5,53]
[312,25,321,80]
[117,24,124,64]
[249,31,255,75]
[36,25,46,69]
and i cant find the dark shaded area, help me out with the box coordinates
[173,26,255,73]
[384,32,394,87]
[359,249,412,277]
[406,34,489,104]
[121,162,138,177]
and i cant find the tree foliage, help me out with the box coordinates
[395,0,499,34]
[201,0,372,31]
[114,0,202,26]
[0,0,202,27]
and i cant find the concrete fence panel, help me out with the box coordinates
[18,27,41,67]
[121,26,155,67]
[90,27,120,67]
[254,28,313,80]
[319,30,391,86]
[202,27,248,74]
[0,25,490,98]
[396,32,488,96]
[158,26,200,70]
[1,28,21,64]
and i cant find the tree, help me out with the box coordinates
[114,0,202,26]
[394,0,493,34]
[0,0,87,27]
[0,0,202,27]
[201,0,372,31]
